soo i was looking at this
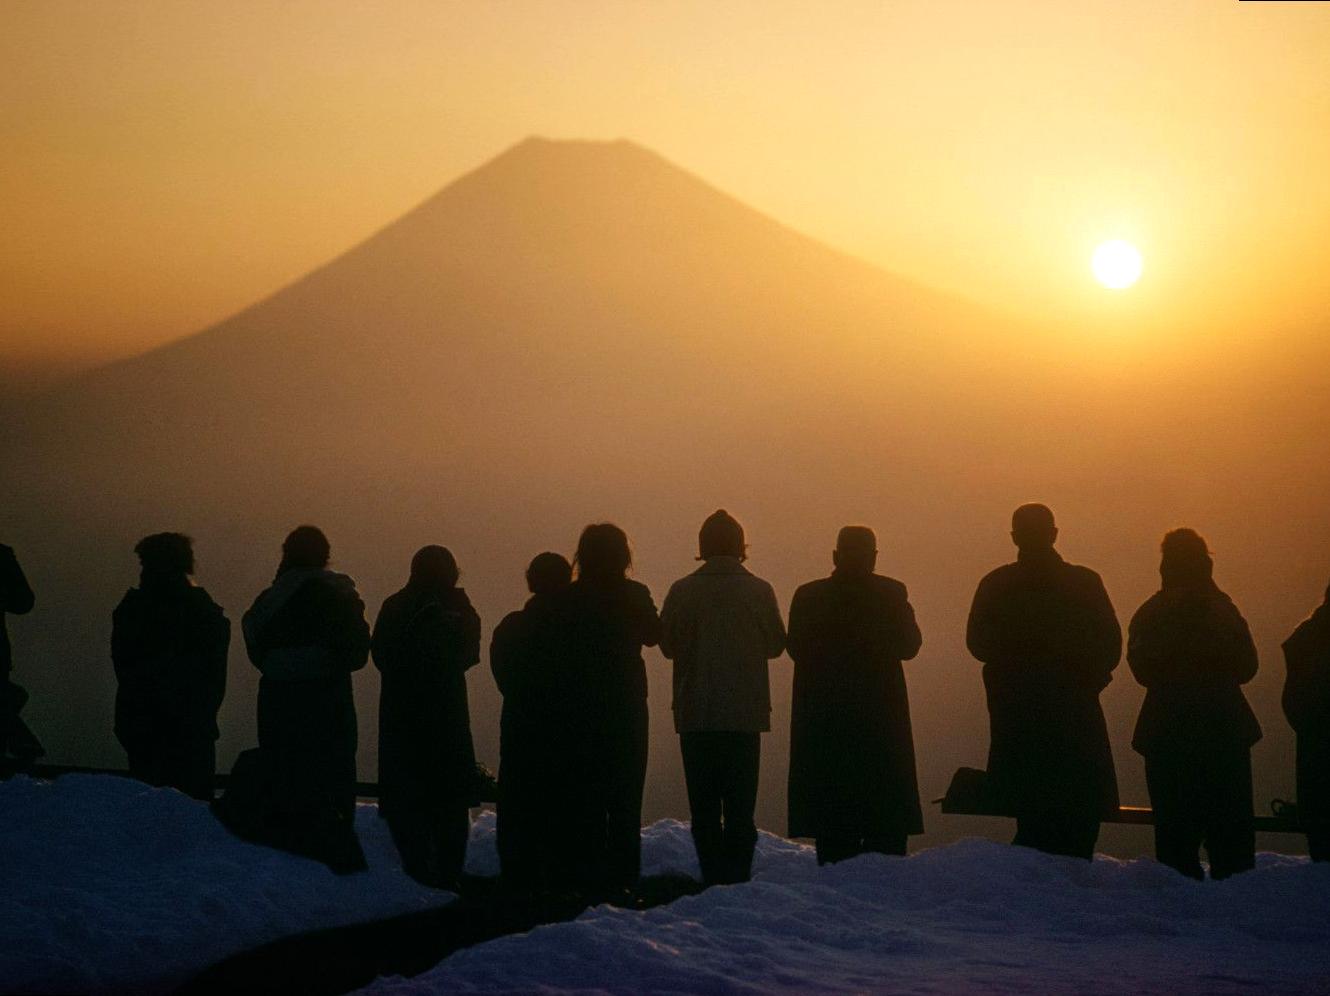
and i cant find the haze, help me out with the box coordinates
[3,3,1329,857]
[5,0,1330,383]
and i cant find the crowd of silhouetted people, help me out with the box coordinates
[2,504,1329,896]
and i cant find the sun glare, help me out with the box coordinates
[1091,240,1143,290]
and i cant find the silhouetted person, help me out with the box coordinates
[491,552,573,892]
[242,526,369,831]
[1282,577,1330,863]
[111,533,230,800]
[1,543,38,766]
[660,511,785,884]
[372,546,481,889]
[787,526,923,864]
[564,523,661,893]
[966,504,1120,859]
[1127,529,1259,880]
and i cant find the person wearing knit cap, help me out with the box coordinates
[660,510,785,885]
[787,526,923,864]
[1127,528,1260,879]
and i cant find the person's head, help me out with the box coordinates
[573,523,632,581]
[278,525,331,576]
[1011,503,1058,552]
[832,525,877,576]
[526,551,573,595]
[410,545,459,589]
[697,509,746,561]
[135,532,194,579]
[1159,528,1213,588]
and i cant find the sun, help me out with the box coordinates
[1091,240,1143,290]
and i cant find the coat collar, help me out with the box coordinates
[694,555,750,576]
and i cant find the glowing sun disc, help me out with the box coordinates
[1091,240,1143,289]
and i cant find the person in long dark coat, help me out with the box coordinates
[563,523,661,893]
[966,503,1121,860]
[372,545,481,888]
[491,552,573,892]
[787,526,923,864]
[242,526,369,828]
[111,533,230,800]
[0,543,37,763]
[1282,577,1330,863]
[1127,528,1259,880]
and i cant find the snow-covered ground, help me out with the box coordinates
[4,774,1329,995]
[372,824,1330,996]
[0,774,453,994]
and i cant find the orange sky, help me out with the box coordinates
[3,0,1329,378]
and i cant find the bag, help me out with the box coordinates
[938,767,1016,817]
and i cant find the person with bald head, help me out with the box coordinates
[966,504,1121,860]
[372,545,482,888]
[786,526,923,864]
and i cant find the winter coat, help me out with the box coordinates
[492,591,575,778]
[242,569,370,817]
[111,576,230,752]
[966,548,1121,819]
[561,577,661,712]
[0,545,34,677]
[372,584,481,810]
[660,556,786,733]
[1282,600,1330,828]
[1127,579,1260,758]
[787,570,924,839]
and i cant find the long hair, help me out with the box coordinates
[573,523,632,582]
[277,525,331,578]
[409,544,459,590]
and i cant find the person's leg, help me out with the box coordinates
[387,804,434,884]
[434,802,471,889]
[861,830,908,857]
[604,698,648,890]
[681,732,725,885]
[1145,754,1205,880]
[814,834,860,865]
[719,732,761,883]
[1204,751,1255,881]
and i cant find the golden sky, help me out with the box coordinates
[3,0,1329,375]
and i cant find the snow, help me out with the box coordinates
[0,774,452,994]
[4,775,1329,995]
[372,823,1330,996]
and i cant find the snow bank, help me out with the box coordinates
[0,774,452,994]
[371,825,1330,996]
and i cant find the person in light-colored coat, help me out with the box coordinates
[660,510,785,884]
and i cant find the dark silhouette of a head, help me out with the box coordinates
[410,545,459,589]
[698,509,746,561]
[1011,503,1058,551]
[574,523,632,581]
[1159,528,1213,588]
[278,525,331,577]
[526,551,572,595]
[135,532,194,579]
[833,525,877,576]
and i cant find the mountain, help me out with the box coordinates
[4,138,1327,848]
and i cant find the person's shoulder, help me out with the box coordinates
[624,577,655,600]
[976,562,1018,589]
[186,585,225,611]
[1061,560,1105,584]
[870,574,910,600]
[114,587,143,612]
[1129,589,1166,623]
[792,576,831,600]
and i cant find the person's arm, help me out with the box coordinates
[1208,596,1258,685]
[658,583,685,661]
[1081,573,1122,690]
[758,582,787,660]
[632,582,662,650]
[0,546,34,616]
[110,595,141,682]
[785,585,813,665]
[331,586,372,673]
[965,575,1001,666]
[883,581,922,662]
[457,595,482,670]
[1125,602,1165,688]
